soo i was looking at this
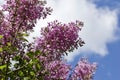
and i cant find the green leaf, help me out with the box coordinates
[29,60,33,65]
[0,65,6,70]
[36,64,41,70]
[0,47,3,52]
[27,52,34,58]
[22,33,29,37]
[0,58,3,62]
[1,78,4,80]
[17,33,29,37]
[35,50,41,56]
[0,35,3,39]
[30,71,35,76]
[7,42,11,46]
[24,77,30,80]
[18,71,24,76]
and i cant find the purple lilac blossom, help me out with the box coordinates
[36,20,84,60]
[71,58,97,80]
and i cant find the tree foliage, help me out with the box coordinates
[0,0,97,80]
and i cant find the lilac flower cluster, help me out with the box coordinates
[2,0,52,31]
[36,20,84,60]
[0,10,11,45]
[71,58,97,80]
[0,0,52,48]
[0,21,11,45]
[44,60,70,80]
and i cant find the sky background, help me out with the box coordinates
[0,0,120,80]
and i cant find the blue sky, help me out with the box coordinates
[94,41,120,80]
[89,0,120,80]
[0,0,120,80]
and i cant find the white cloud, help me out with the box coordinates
[0,0,119,62]
[0,0,3,3]
[0,0,4,5]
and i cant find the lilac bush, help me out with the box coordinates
[0,0,97,80]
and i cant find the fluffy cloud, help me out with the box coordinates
[0,0,4,5]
